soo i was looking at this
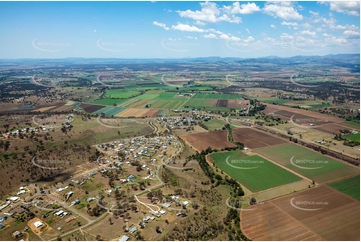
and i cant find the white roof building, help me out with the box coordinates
[34,221,43,228]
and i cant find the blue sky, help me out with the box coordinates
[0,1,359,58]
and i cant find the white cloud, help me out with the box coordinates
[300,30,316,37]
[171,23,205,32]
[194,20,206,26]
[177,2,242,24]
[246,28,250,34]
[153,21,170,30]
[323,33,331,37]
[280,33,294,39]
[226,2,260,14]
[208,28,224,35]
[263,2,303,21]
[185,36,198,40]
[93,30,97,33]
[219,33,241,41]
[271,24,276,28]
[309,10,319,16]
[343,30,360,37]
[281,21,298,27]
[302,23,313,29]
[329,2,360,16]
[204,33,218,39]
[325,36,348,44]
[244,36,255,43]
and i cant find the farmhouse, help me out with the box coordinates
[119,235,129,241]
[129,226,138,234]
[34,221,43,228]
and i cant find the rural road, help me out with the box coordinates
[160,74,182,87]
[31,75,54,88]
[96,116,126,129]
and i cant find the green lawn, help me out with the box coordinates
[105,90,141,99]
[90,99,124,106]
[209,151,302,192]
[255,144,359,183]
[204,119,226,131]
[343,133,360,142]
[328,175,360,200]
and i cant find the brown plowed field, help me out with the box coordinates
[263,103,344,123]
[241,185,360,241]
[241,202,324,241]
[314,123,360,134]
[216,100,228,107]
[204,99,218,106]
[180,130,235,152]
[233,128,287,149]
[227,99,249,109]
[79,103,105,113]
[116,108,159,117]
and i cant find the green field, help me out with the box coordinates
[343,133,360,142]
[209,151,302,192]
[328,175,360,200]
[93,106,126,116]
[90,99,124,106]
[344,121,360,127]
[204,119,226,131]
[150,100,185,109]
[105,90,141,99]
[255,144,359,183]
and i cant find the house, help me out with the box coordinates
[14,208,25,214]
[55,210,64,216]
[12,231,22,238]
[0,217,7,223]
[0,224,5,230]
[182,201,189,206]
[119,235,129,241]
[86,197,95,202]
[159,210,167,215]
[129,226,138,234]
[34,221,43,228]
[8,196,20,202]
[65,216,75,223]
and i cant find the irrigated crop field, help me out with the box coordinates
[180,130,235,151]
[93,106,126,116]
[105,89,140,98]
[241,186,360,241]
[254,143,359,183]
[209,151,302,192]
[203,119,226,131]
[232,128,287,149]
[328,175,360,200]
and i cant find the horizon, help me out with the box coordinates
[0,1,360,58]
[0,53,360,61]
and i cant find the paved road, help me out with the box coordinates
[160,74,182,87]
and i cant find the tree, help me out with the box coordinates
[250,197,257,205]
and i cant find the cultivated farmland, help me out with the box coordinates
[79,103,105,113]
[209,151,302,192]
[180,130,235,152]
[255,143,359,183]
[328,175,360,200]
[232,128,287,149]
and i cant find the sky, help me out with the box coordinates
[0,1,359,59]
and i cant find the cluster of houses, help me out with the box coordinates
[157,114,212,129]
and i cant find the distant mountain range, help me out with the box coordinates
[0,54,359,66]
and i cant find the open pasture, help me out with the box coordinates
[209,151,302,192]
[254,143,360,183]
